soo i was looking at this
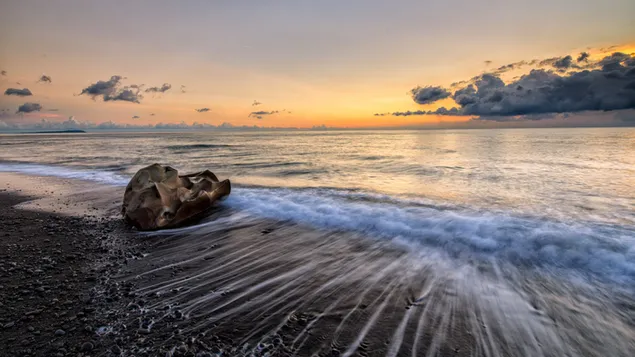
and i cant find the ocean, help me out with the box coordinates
[1,127,634,356]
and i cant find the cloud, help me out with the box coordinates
[252,100,262,106]
[195,108,210,113]
[0,119,304,132]
[391,107,460,116]
[248,110,279,119]
[4,88,33,96]
[393,51,635,119]
[79,75,143,103]
[552,55,574,71]
[48,109,59,112]
[577,52,590,62]
[1,70,6,76]
[38,75,52,83]
[150,113,155,116]
[373,113,389,116]
[180,85,186,93]
[132,115,140,119]
[599,52,632,71]
[489,60,539,75]
[105,87,142,103]
[539,55,577,72]
[145,83,171,93]
[410,86,451,104]
[79,75,121,98]
[16,102,42,113]
[484,60,492,66]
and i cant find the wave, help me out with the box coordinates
[166,144,233,150]
[2,163,634,286]
[226,187,635,286]
[0,163,130,186]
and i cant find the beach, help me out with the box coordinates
[1,169,634,357]
[1,129,634,356]
[1,172,475,357]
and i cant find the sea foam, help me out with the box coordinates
[226,186,635,286]
[2,163,634,286]
[0,163,129,186]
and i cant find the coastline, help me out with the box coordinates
[0,173,473,356]
[1,172,633,357]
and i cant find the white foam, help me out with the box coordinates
[0,163,129,186]
[3,163,634,285]
[226,187,635,285]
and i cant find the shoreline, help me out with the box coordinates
[1,172,633,356]
[0,173,473,356]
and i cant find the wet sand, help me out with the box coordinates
[1,172,633,357]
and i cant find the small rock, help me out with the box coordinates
[111,345,122,354]
[80,341,94,351]
[54,329,65,336]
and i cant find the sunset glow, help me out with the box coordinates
[1,0,634,129]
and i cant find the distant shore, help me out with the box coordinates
[21,129,86,134]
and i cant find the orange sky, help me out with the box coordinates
[1,1,634,129]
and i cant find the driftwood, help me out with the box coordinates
[122,164,231,230]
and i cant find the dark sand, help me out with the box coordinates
[0,175,476,357]
[0,191,128,357]
[2,173,632,357]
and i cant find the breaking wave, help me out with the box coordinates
[0,163,129,186]
[226,187,635,286]
[2,163,634,287]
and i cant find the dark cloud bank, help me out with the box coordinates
[79,75,143,103]
[4,88,33,96]
[195,108,210,113]
[391,51,635,120]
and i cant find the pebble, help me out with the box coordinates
[80,341,94,351]
[54,329,65,336]
[111,345,122,354]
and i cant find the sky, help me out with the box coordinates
[1,0,634,130]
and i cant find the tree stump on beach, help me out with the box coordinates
[122,163,231,230]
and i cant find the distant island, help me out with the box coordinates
[25,129,87,134]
